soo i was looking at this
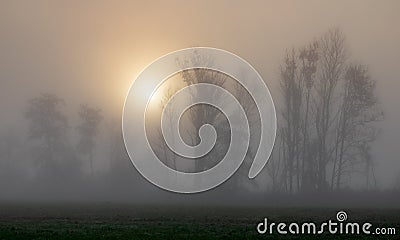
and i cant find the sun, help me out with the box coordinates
[146,84,166,111]
[143,74,183,111]
[150,88,162,102]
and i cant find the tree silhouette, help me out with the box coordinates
[25,93,79,180]
[275,28,383,193]
[177,51,229,172]
[76,104,103,176]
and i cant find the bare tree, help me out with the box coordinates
[314,29,347,190]
[280,49,303,193]
[177,50,228,172]
[332,65,383,189]
[76,104,103,176]
[298,42,319,191]
[25,93,79,179]
[276,28,383,193]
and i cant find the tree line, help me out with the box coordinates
[0,28,388,195]
[267,29,383,193]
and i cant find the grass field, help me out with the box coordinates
[0,203,399,239]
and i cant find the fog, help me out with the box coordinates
[0,0,399,205]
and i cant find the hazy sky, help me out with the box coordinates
[0,0,399,187]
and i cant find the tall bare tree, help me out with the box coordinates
[314,29,347,190]
[280,49,304,193]
[332,65,383,189]
[299,42,319,191]
[177,50,228,172]
[276,28,382,193]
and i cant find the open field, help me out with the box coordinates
[0,203,398,239]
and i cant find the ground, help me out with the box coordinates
[0,203,398,239]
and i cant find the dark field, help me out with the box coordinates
[0,203,398,239]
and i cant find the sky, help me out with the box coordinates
[0,0,399,187]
